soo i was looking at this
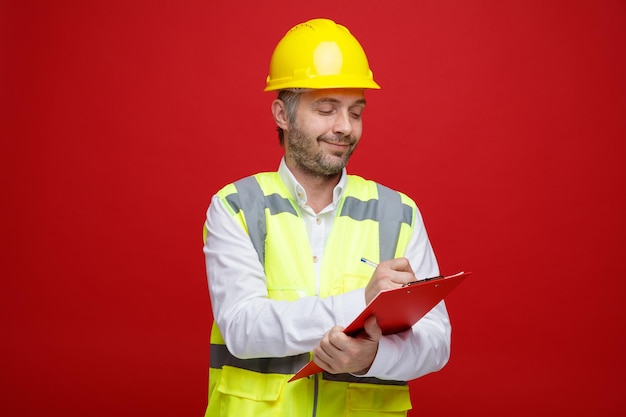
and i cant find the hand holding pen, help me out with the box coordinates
[360,257,417,304]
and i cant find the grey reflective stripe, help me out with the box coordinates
[227,177,297,265]
[322,371,407,386]
[340,197,378,221]
[210,344,406,385]
[231,177,266,265]
[377,183,406,262]
[266,193,298,216]
[224,193,242,212]
[340,184,413,261]
[210,344,310,374]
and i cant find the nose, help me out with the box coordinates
[332,109,353,137]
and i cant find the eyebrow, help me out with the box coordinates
[313,97,367,107]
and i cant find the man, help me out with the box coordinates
[203,18,450,416]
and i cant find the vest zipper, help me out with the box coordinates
[311,373,319,417]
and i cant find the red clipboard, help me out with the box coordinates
[288,271,471,382]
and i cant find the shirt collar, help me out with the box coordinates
[278,157,347,208]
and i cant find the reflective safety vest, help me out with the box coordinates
[205,172,418,417]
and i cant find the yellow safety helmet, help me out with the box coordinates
[265,18,380,91]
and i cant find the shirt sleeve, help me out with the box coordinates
[360,206,452,381]
[204,194,366,359]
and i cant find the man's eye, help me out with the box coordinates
[318,109,334,115]
[350,112,362,119]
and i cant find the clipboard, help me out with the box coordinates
[288,271,471,382]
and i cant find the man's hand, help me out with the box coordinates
[312,316,382,375]
[364,257,416,304]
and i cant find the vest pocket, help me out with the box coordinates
[346,383,412,416]
[216,366,287,416]
[341,273,371,293]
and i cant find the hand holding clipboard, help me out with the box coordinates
[288,267,471,382]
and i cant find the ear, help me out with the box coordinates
[271,99,290,131]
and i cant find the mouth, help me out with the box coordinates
[322,141,349,149]
[319,138,354,150]
[320,141,352,158]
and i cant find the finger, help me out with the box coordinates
[386,257,413,272]
[312,348,332,372]
[389,270,417,286]
[363,315,382,342]
[317,327,344,358]
[327,326,348,350]
[313,341,341,374]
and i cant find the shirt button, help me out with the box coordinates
[316,218,321,225]
[312,256,319,263]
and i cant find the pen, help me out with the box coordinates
[360,257,378,268]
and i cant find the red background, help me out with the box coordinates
[2,1,625,416]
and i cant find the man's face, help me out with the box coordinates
[284,89,366,178]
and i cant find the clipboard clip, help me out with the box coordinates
[402,275,443,287]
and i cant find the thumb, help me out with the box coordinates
[363,315,382,342]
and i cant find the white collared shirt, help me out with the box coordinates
[204,158,451,381]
